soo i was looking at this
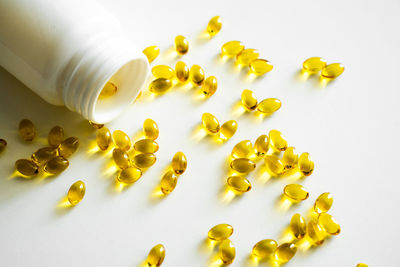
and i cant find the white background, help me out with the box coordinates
[1,0,399,266]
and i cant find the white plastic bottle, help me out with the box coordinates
[0,0,149,123]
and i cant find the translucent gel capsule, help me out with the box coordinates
[318,213,341,235]
[221,41,245,57]
[99,81,117,99]
[31,147,58,164]
[172,151,187,175]
[202,113,220,134]
[132,153,156,169]
[0,139,6,153]
[89,121,104,129]
[250,59,273,75]
[134,139,159,153]
[175,61,189,82]
[307,221,326,245]
[207,16,222,36]
[149,78,173,94]
[160,170,178,195]
[236,49,259,65]
[143,119,159,140]
[231,140,253,159]
[147,244,165,267]
[202,76,218,97]
[252,239,277,259]
[112,130,131,151]
[290,213,307,239]
[15,159,39,176]
[302,57,327,73]
[19,119,36,141]
[219,239,235,265]
[314,192,333,213]
[67,180,85,205]
[269,130,287,151]
[257,98,281,114]
[241,89,258,111]
[58,137,79,158]
[282,147,298,170]
[143,45,160,63]
[208,224,233,241]
[174,35,189,55]
[274,243,297,263]
[254,135,269,157]
[189,64,205,86]
[112,148,131,169]
[220,120,238,140]
[321,63,345,79]
[96,127,112,151]
[117,167,142,184]
[264,155,284,176]
[48,126,64,147]
[356,264,368,267]
[298,152,314,176]
[284,184,309,201]
[44,156,69,175]
[227,176,251,193]
[152,65,175,79]
[230,158,256,173]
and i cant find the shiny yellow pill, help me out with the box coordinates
[219,239,235,265]
[96,127,112,151]
[307,221,326,245]
[143,45,160,63]
[48,125,64,147]
[112,130,131,151]
[302,57,327,73]
[143,118,159,140]
[132,153,156,169]
[134,139,159,154]
[314,192,333,213]
[31,147,58,164]
[58,137,79,158]
[284,184,309,201]
[152,65,175,79]
[174,35,189,55]
[252,239,277,259]
[189,64,205,86]
[117,167,142,184]
[274,243,297,263]
[202,76,218,97]
[227,176,251,193]
[298,152,314,176]
[99,81,117,99]
[356,264,368,267]
[269,129,287,151]
[321,63,345,78]
[149,78,173,94]
[207,16,222,36]
[112,148,131,169]
[147,244,165,267]
[160,170,178,195]
[241,89,258,111]
[282,147,298,170]
[220,120,238,140]
[257,98,281,114]
[221,41,245,57]
[230,158,256,173]
[89,121,104,129]
[318,213,341,235]
[264,155,284,176]
[202,113,220,134]
[250,59,273,75]
[236,49,259,65]
[231,140,253,159]
[254,134,269,157]
[44,156,69,175]
[208,224,233,241]
[175,61,189,82]
[67,180,85,205]
[172,151,187,175]
[19,119,36,141]
[290,213,306,239]
[0,139,7,153]
[15,159,39,177]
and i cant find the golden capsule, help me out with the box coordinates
[99,81,117,99]
[112,130,131,151]
[189,64,205,86]
[31,147,58,164]
[143,118,159,140]
[269,129,287,151]
[96,127,112,151]
[298,152,314,176]
[254,135,269,157]
[307,221,326,245]
[143,45,160,63]
[356,264,368,267]
[202,76,218,97]
[174,35,189,55]
[15,159,39,177]
[241,89,258,111]
[112,148,131,169]
[219,239,235,265]
[220,120,238,140]
[44,156,69,175]
[152,65,175,79]
[172,151,187,175]
[149,78,173,94]
[147,244,165,267]
[117,166,142,184]
[132,153,156,169]
[89,121,104,129]
[67,180,85,205]
[250,59,273,75]
[230,158,256,173]
[264,155,284,176]
[48,125,64,147]
[160,170,178,195]
[274,243,297,263]
[202,113,220,134]
[227,176,251,193]
[207,16,222,36]
[318,213,341,235]
[208,224,233,241]
[58,137,79,158]
[221,41,245,57]
[290,213,306,239]
[257,98,281,114]
[231,140,253,159]
[284,184,309,201]
[236,48,259,65]
[314,192,333,213]
[321,63,345,79]
[19,119,36,141]
[0,139,7,153]
[252,239,277,259]
[302,57,327,73]
[175,61,189,82]
[134,139,159,154]
[282,147,298,170]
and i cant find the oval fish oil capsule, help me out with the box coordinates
[236,49,259,65]
[132,153,156,169]
[318,213,341,235]
[269,130,287,151]
[202,113,220,134]
[174,35,189,55]
[207,16,222,36]
[31,147,58,164]
[298,152,314,176]
[143,45,160,63]
[160,170,178,195]
[112,130,131,151]
[290,213,306,239]
[147,244,166,267]
[321,63,345,79]
[302,57,327,73]
[99,81,117,99]
[221,41,245,57]
[264,155,284,176]
[230,158,256,173]
[249,59,273,75]
[189,64,205,86]
[44,156,69,175]
[284,184,309,201]
[231,140,253,159]
[282,147,298,170]
[112,148,131,169]
[202,76,218,97]
[220,120,238,140]
[241,89,258,111]
[67,180,85,205]
[219,239,235,265]
[19,119,36,141]
[254,135,269,157]
[58,137,79,158]
[152,65,175,79]
[274,243,297,263]
[96,127,112,151]
[89,121,104,129]
[117,167,142,184]
[227,176,251,193]
[134,139,159,154]
[15,159,39,177]
[149,78,173,94]
[257,98,281,114]
[357,264,369,267]
[0,139,7,153]
[307,221,326,245]
[143,118,159,140]
[172,152,187,175]
[208,224,234,241]
[175,61,189,82]
[48,125,64,147]
[314,192,333,213]
[252,239,277,259]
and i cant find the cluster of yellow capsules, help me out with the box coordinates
[201,113,238,141]
[302,57,345,79]
[207,224,236,265]
[241,89,282,115]
[160,151,187,195]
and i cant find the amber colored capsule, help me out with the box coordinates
[220,120,238,140]
[99,81,117,99]
[241,89,258,111]
[314,192,333,213]
[44,156,69,175]
[160,170,178,195]
[264,155,284,176]
[58,137,79,158]
[230,158,256,173]
[298,152,314,176]
[132,153,156,169]
[0,139,7,153]
[318,213,341,235]
[134,139,159,154]
[250,59,273,75]
[112,130,131,151]
[207,16,222,36]
[149,78,173,94]
[252,239,277,259]
[321,63,345,79]
[175,61,189,82]
[48,126,64,147]
[227,176,251,193]
[274,243,297,263]
[96,127,112,151]
[290,213,307,239]
[231,140,253,159]
[202,113,220,134]
[208,224,233,241]
[152,65,175,79]
[302,57,327,73]
[67,180,85,205]
[172,152,187,175]
[189,64,205,86]
[221,41,245,57]
[282,147,298,170]
[31,147,58,164]
[236,49,259,65]
[356,264,368,267]
[219,239,235,265]
[147,244,165,267]
[307,221,326,245]
[143,119,159,140]
[117,166,142,184]
[15,159,39,177]
[112,148,131,169]
[257,98,281,114]
[174,35,189,55]
[202,76,218,97]
[269,130,287,151]
[143,45,160,63]
[89,121,104,129]
[284,184,309,201]
[19,119,36,141]
[254,135,269,157]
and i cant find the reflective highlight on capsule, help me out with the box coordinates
[67,180,85,205]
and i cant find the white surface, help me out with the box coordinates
[0,0,399,266]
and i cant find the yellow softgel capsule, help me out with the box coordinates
[257,98,281,114]
[202,76,218,97]
[31,147,58,164]
[44,156,69,175]
[132,153,156,169]
[282,147,298,170]
[207,16,222,36]
[231,140,253,159]
[160,170,178,195]
[284,184,309,201]
[227,176,251,193]
[307,221,326,245]
[58,137,79,158]
[219,239,235,265]
[19,119,36,141]
[221,41,245,57]
[298,152,314,176]
[254,135,269,157]
[0,139,7,153]
[175,61,189,82]
[318,213,341,235]
[89,121,104,129]
[189,64,205,86]
[143,118,159,140]
[143,45,160,63]
[67,180,85,205]
[134,139,159,154]
[117,167,142,184]
[96,127,112,151]
[249,59,273,75]
[99,81,117,99]
[302,57,327,73]
[202,113,220,134]
[321,63,345,78]
[147,244,165,267]
[269,129,287,151]
[152,65,175,79]
[149,78,173,94]
[274,243,297,263]
[241,89,258,111]
[172,151,187,175]
[48,125,64,147]
[356,264,368,267]
[236,48,259,65]
[112,130,131,151]
[220,120,238,140]
[314,192,333,213]
[174,35,189,55]
[230,158,256,173]
[112,148,131,169]
[208,224,233,241]
[15,159,39,177]
[264,155,284,176]
[252,239,277,259]
[290,213,306,239]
